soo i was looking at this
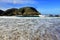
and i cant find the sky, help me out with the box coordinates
[0,0,60,14]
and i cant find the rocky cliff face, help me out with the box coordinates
[0,17,60,40]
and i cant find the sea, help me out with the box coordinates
[0,16,60,40]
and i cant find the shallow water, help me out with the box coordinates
[0,17,60,40]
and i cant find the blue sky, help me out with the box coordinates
[0,0,60,14]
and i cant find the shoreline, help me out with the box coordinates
[0,16,60,19]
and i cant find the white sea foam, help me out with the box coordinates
[0,17,60,40]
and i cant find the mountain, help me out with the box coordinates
[0,7,41,16]
[0,10,5,16]
[5,8,18,16]
[19,7,41,16]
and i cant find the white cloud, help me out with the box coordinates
[0,0,39,10]
[0,0,38,4]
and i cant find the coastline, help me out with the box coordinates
[0,16,60,19]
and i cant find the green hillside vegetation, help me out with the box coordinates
[5,8,18,16]
[0,7,41,16]
[19,7,40,16]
